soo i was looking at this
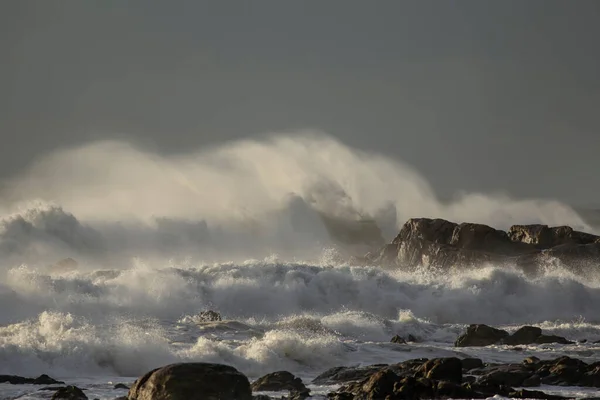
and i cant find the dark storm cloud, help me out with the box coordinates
[1,0,599,204]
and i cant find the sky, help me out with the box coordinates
[2,0,600,206]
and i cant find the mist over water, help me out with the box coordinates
[0,131,593,266]
[1,132,599,393]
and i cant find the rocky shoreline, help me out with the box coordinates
[5,323,599,400]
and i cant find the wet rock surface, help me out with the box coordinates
[455,324,572,347]
[51,385,88,400]
[325,355,600,399]
[251,371,310,399]
[127,363,252,400]
[0,374,64,385]
[368,217,600,274]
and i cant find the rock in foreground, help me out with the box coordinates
[127,363,251,400]
[251,371,310,399]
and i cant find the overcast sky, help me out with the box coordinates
[2,1,599,206]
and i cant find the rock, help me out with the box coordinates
[197,310,222,322]
[508,224,600,248]
[312,365,388,385]
[350,369,398,399]
[461,358,484,371]
[415,357,462,384]
[250,371,309,396]
[51,385,88,400]
[114,383,129,390]
[127,363,251,400]
[522,374,542,387]
[523,356,541,365]
[370,217,600,274]
[0,374,64,385]
[455,324,509,347]
[534,334,574,345]
[390,334,406,344]
[475,364,534,387]
[502,326,542,345]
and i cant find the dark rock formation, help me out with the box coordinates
[127,363,251,400]
[51,386,88,400]
[455,324,509,347]
[456,324,573,347]
[324,356,600,399]
[251,371,309,399]
[114,383,130,390]
[369,217,600,273]
[390,334,406,344]
[0,374,64,385]
[197,310,222,322]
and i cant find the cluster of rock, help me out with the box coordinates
[366,217,600,273]
[325,355,600,399]
[455,324,573,347]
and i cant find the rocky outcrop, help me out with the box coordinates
[197,310,222,322]
[369,217,600,273]
[251,371,310,399]
[455,324,509,347]
[327,357,573,399]
[51,386,88,400]
[325,355,600,398]
[0,374,64,385]
[455,324,572,347]
[127,363,252,400]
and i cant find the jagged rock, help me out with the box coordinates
[475,364,534,387]
[390,334,406,344]
[503,326,543,345]
[51,386,88,400]
[455,324,509,347]
[461,358,484,371]
[197,310,222,322]
[250,371,309,396]
[0,374,64,385]
[127,363,251,400]
[509,224,600,247]
[312,365,388,385]
[371,217,600,273]
[415,357,462,384]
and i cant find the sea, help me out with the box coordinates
[1,135,600,399]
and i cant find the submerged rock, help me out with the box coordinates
[127,363,251,400]
[51,385,88,400]
[0,374,64,385]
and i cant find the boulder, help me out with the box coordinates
[127,363,251,400]
[508,224,600,248]
[250,371,309,397]
[415,357,463,384]
[390,334,406,344]
[197,310,222,322]
[51,386,88,400]
[455,324,509,347]
[502,326,542,345]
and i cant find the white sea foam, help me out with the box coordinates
[1,132,599,399]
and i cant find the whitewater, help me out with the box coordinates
[1,132,599,399]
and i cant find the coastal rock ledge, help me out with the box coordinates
[366,217,600,273]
